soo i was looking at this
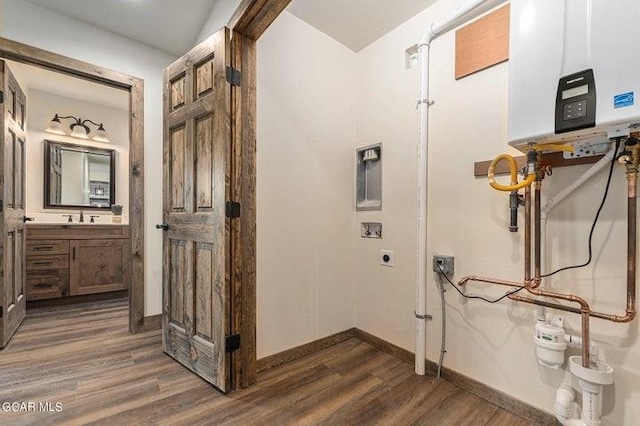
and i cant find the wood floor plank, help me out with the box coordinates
[0,301,536,425]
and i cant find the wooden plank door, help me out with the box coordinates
[161,28,232,392]
[0,61,27,348]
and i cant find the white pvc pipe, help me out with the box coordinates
[543,147,617,215]
[555,384,583,426]
[579,380,604,426]
[555,381,606,426]
[421,0,493,44]
[414,0,492,376]
[415,42,430,375]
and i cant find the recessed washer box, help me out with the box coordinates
[356,143,382,211]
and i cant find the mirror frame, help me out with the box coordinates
[43,139,116,210]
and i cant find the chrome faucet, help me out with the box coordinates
[79,210,84,223]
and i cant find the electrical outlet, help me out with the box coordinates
[433,255,454,275]
[380,250,394,267]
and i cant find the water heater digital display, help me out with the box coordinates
[508,0,640,151]
[555,69,596,134]
[562,84,589,100]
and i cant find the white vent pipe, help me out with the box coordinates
[414,0,496,375]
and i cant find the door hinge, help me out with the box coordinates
[225,201,241,219]
[0,199,3,213]
[225,334,240,353]
[225,66,241,87]
[0,91,3,104]
[0,306,3,319]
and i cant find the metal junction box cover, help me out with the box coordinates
[508,0,640,150]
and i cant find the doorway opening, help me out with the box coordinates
[0,37,146,335]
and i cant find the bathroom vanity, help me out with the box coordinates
[25,224,130,301]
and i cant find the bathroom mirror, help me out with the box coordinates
[44,140,116,210]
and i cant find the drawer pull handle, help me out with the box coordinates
[33,246,54,251]
[32,261,54,266]
[73,247,76,261]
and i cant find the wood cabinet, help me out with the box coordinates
[26,225,130,301]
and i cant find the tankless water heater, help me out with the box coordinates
[508,0,640,150]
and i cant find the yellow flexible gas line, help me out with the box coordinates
[487,143,574,192]
[488,154,535,191]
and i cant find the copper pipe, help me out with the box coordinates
[627,172,637,321]
[459,275,592,366]
[458,275,523,288]
[581,311,591,366]
[459,274,634,319]
[533,180,542,288]
[508,293,636,322]
[509,294,581,314]
[524,185,532,284]
[458,276,589,310]
[458,142,640,370]
[529,176,589,366]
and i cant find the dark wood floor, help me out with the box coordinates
[0,300,534,425]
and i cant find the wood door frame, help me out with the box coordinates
[0,37,147,333]
[228,0,292,389]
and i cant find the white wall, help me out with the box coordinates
[354,1,640,424]
[2,0,177,315]
[256,11,358,358]
[26,90,129,223]
[196,0,242,44]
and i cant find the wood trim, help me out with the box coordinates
[0,37,145,334]
[425,360,557,425]
[228,0,292,390]
[256,329,355,372]
[0,37,137,89]
[129,78,145,333]
[351,328,414,365]
[474,151,606,177]
[230,31,258,389]
[137,314,162,332]
[229,0,294,41]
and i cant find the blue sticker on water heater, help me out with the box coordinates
[614,92,634,109]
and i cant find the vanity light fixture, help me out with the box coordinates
[46,114,110,143]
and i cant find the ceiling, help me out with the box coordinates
[23,0,218,56]
[287,0,439,52]
[20,0,440,56]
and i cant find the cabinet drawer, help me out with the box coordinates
[26,269,70,300]
[26,240,69,256]
[27,255,69,271]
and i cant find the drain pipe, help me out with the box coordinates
[414,0,493,375]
